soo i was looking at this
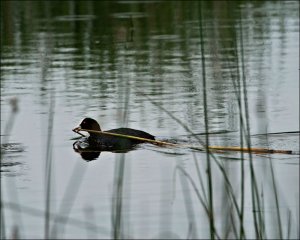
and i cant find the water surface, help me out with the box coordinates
[1,1,299,239]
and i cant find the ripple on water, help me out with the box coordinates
[1,143,25,175]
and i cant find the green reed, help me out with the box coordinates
[111,153,126,239]
[198,2,216,238]
[44,91,54,239]
[1,98,19,239]
[238,11,266,239]
[111,71,131,239]
[135,3,294,239]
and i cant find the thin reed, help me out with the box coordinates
[1,98,19,239]
[198,2,215,238]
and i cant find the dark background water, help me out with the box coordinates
[1,1,299,239]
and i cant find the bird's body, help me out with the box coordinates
[73,118,155,151]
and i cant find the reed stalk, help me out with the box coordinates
[44,92,55,239]
[2,201,109,234]
[1,98,20,239]
[238,12,265,239]
[74,128,295,154]
[198,2,215,238]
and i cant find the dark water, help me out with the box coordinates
[1,1,299,239]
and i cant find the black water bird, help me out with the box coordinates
[73,117,155,152]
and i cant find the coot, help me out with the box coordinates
[73,117,155,151]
